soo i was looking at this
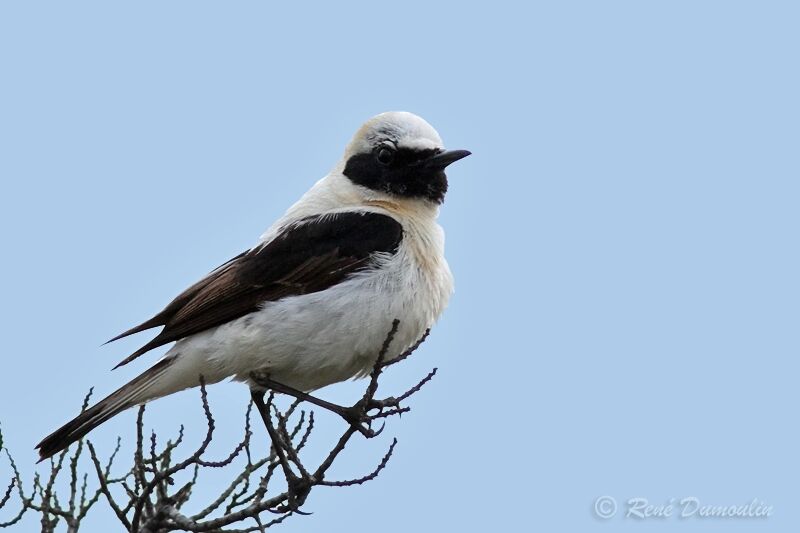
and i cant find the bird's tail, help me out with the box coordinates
[36,357,176,461]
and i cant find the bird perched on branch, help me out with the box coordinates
[37,111,470,461]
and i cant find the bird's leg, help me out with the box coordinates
[249,372,382,438]
[249,390,312,511]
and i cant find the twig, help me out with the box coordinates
[2,319,435,531]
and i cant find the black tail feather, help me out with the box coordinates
[36,398,121,462]
[36,358,173,461]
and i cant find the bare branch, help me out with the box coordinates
[3,320,434,531]
[320,438,398,487]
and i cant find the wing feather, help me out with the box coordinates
[109,212,402,368]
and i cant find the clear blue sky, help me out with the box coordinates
[1,1,798,531]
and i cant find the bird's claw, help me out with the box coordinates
[338,403,386,438]
[276,474,312,513]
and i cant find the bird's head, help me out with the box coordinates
[341,112,470,204]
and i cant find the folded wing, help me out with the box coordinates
[108,211,403,368]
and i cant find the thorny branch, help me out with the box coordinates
[1,321,435,531]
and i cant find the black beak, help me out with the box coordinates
[425,149,472,169]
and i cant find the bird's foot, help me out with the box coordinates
[276,472,313,513]
[248,372,405,438]
[332,400,384,438]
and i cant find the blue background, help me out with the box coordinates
[1,1,798,531]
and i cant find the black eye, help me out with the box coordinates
[376,147,395,166]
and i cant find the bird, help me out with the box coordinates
[36,111,470,461]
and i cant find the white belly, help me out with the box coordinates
[165,242,453,392]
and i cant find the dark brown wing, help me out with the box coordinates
[109,211,403,369]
